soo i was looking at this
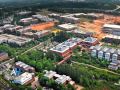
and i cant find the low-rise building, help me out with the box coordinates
[57,23,77,31]
[50,38,81,58]
[33,30,51,39]
[102,34,120,44]
[17,11,32,16]
[4,25,23,33]
[16,27,31,35]
[44,70,56,79]
[90,45,120,61]
[32,14,54,22]
[49,13,80,24]
[81,37,99,47]
[14,61,35,76]
[50,43,71,58]
[0,34,31,46]
[55,75,71,85]
[20,17,38,25]
[0,52,9,62]
[74,13,104,19]
[108,60,120,70]
[102,24,120,36]
[90,46,120,70]
[44,70,75,85]
[13,72,35,85]
[1,24,31,35]
[23,32,34,38]
[70,29,93,38]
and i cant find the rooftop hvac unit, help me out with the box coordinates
[112,54,118,61]
[105,53,111,61]
[91,50,97,57]
[98,51,103,59]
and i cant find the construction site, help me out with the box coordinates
[30,22,55,31]
[78,14,120,40]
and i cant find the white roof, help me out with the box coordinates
[50,38,81,53]
[50,44,69,53]
[44,70,56,79]
[14,72,33,85]
[58,23,76,30]
[103,24,120,29]
[105,34,120,39]
[55,75,71,84]
[15,61,34,70]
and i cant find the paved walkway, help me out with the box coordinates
[72,61,120,76]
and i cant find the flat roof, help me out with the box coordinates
[15,61,34,70]
[50,44,69,53]
[14,72,33,85]
[50,38,81,53]
[84,37,97,43]
[44,70,56,79]
[55,75,71,84]
[103,24,120,29]
[105,34,120,39]
[58,23,76,30]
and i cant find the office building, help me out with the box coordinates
[81,37,99,47]
[102,24,120,36]
[13,72,35,85]
[58,23,77,31]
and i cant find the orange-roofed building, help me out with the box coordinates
[31,22,55,31]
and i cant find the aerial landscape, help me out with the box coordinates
[0,0,120,90]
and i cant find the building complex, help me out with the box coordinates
[50,38,81,59]
[44,70,75,85]
[90,45,120,70]
[0,34,31,46]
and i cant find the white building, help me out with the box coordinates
[13,72,35,85]
[44,70,74,85]
[44,70,56,79]
[108,60,120,70]
[58,23,77,31]
[103,24,120,36]
[55,75,71,84]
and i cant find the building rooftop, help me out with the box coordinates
[44,70,74,85]
[84,37,97,43]
[55,75,71,84]
[50,38,81,53]
[13,72,34,85]
[109,48,116,53]
[0,34,31,46]
[105,34,120,39]
[44,70,56,79]
[15,61,35,71]
[34,30,50,35]
[58,23,76,30]
[32,14,53,22]
[50,44,70,53]
[103,24,120,29]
